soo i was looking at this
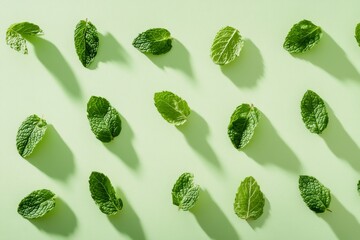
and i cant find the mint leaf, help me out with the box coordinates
[16,114,47,158]
[355,23,360,47]
[89,171,123,215]
[357,180,360,193]
[154,91,191,126]
[210,26,244,65]
[299,175,331,213]
[301,90,328,134]
[74,19,99,67]
[6,22,43,54]
[17,189,56,219]
[228,103,260,150]
[283,19,322,53]
[132,28,172,55]
[172,172,200,211]
[87,96,122,142]
[234,176,265,220]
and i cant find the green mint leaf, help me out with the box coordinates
[299,175,331,213]
[87,96,122,142]
[355,23,360,47]
[172,172,200,211]
[6,22,43,54]
[357,180,360,193]
[16,114,47,158]
[210,26,244,65]
[228,103,260,150]
[154,91,191,126]
[132,28,172,55]
[301,90,329,134]
[234,176,265,220]
[74,19,99,67]
[283,19,322,53]
[89,171,123,216]
[17,189,56,219]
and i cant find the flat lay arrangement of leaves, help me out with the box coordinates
[7,17,360,236]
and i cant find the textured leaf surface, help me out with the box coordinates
[154,91,190,126]
[132,28,172,55]
[172,173,200,211]
[299,175,331,213]
[74,19,99,67]
[89,171,123,216]
[87,96,122,142]
[355,23,360,47]
[16,114,47,158]
[234,176,265,220]
[301,90,328,134]
[18,189,56,219]
[283,19,322,53]
[228,104,260,149]
[6,22,42,54]
[210,26,244,65]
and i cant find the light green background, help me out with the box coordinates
[1,0,360,239]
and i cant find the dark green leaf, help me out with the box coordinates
[299,175,331,213]
[132,28,172,55]
[301,90,328,134]
[18,189,56,219]
[283,19,322,53]
[74,19,99,67]
[228,103,260,149]
[87,96,122,142]
[89,171,123,216]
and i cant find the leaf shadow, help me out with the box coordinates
[221,39,264,88]
[294,32,360,82]
[146,39,194,79]
[27,36,82,99]
[319,195,360,239]
[320,104,360,171]
[89,32,130,69]
[177,111,222,170]
[28,124,75,182]
[30,198,77,236]
[190,190,240,240]
[109,187,146,240]
[243,113,302,173]
[248,197,271,229]
[104,113,140,171]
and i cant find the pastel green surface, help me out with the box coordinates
[1,0,360,239]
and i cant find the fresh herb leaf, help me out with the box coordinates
[355,23,360,47]
[87,96,122,142]
[234,176,265,220]
[228,103,260,149]
[6,22,43,54]
[299,175,331,213]
[17,189,56,219]
[89,171,123,216]
[132,28,172,55]
[357,180,360,193]
[283,19,322,53]
[74,19,99,67]
[16,114,47,158]
[172,172,200,211]
[154,91,191,126]
[301,90,328,134]
[210,26,244,65]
